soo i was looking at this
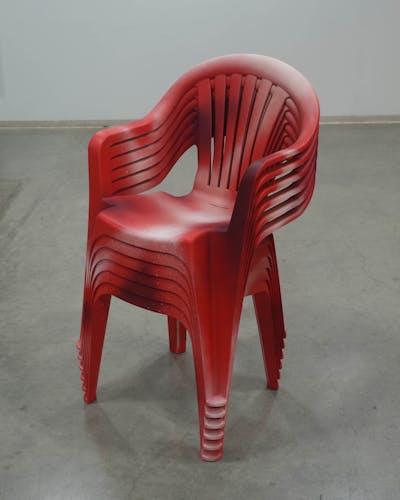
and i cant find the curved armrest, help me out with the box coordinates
[228,130,319,257]
[87,86,198,221]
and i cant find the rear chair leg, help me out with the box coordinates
[168,316,187,354]
[253,290,286,390]
[253,236,287,390]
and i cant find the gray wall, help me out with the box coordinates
[0,0,399,121]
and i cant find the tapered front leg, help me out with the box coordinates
[77,291,111,403]
[189,294,242,461]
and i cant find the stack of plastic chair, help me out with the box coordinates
[77,54,320,461]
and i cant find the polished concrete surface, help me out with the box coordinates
[0,125,399,499]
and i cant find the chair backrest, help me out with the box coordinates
[97,54,319,224]
[159,54,319,197]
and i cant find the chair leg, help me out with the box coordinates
[77,292,111,403]
[253,290,286,390]
[168,316,187,354]
[190,303,240,461]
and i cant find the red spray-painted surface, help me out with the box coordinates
[77,54,320,461]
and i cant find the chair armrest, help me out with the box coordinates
[228,130,319,257]
[87,87,198,222]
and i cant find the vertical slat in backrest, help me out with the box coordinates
[195,74,299,192]
[209,74,227,187]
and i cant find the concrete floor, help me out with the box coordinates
[0,124,399,500]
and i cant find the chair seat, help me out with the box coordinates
[97,190,234,247]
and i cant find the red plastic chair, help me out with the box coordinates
[77,54,320,461]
